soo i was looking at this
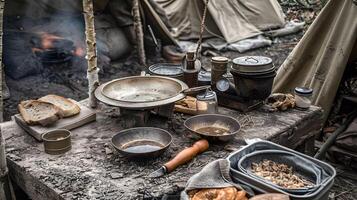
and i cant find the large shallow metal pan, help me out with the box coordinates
[111,127,172,159]
[184,114,241,142]
[95,76,189,109]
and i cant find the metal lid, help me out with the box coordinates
[233,56,272,66]
[197,90,216,101]
[149,63,183,76]
[198,70,211,81]
[211,56,229,63]
[295,87,313,95]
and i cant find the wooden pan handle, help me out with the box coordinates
[164,139,209,173]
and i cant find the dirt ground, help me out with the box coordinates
[3,2,357,200]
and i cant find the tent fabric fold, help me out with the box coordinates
[152,0,285,43]
[273,0,357,121]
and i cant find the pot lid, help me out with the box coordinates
[149,63,183,76]
[197,89,216,101]
[233,56,272,66]
[295,87,313,94]
[211,56,229,63]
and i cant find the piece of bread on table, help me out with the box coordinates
[18,100,62,126]
[39,94,80,117]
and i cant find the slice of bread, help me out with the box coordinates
[18,100,62,126]
[39,94,81,117]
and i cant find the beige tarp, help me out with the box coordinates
[273,0,357,120]
[153,0,285,43]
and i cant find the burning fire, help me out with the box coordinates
[32,32,86,58]
[39,32,63,49]
[74,45,85,57]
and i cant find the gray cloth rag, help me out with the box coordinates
[180,159,253,200]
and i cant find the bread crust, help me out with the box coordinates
[39,94,81,117]
[190,187,247,200]
[18,100,62,126]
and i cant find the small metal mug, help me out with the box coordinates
[42,129,72,155]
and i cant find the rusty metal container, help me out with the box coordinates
[183,50,201,88]
[211,56,229,86]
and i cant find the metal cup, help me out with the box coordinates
[42,129,72,155]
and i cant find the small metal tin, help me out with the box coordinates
[148,63,184,80]
[196,88,218,114]
[198,70,211,86]
[232,56,274,73]
[42,129,71,155]
[211,56,229,85]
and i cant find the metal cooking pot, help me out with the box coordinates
[95,76,209,109]
[230,67,276,100]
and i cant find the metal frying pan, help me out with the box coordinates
[111,127,172,159]
[95,76,208,109]
[184,114,241,142]
[102,76,185,103]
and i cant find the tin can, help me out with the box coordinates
[211,56,229,86]
[42,129,72,155]
[196,88,218,114]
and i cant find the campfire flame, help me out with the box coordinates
[39,32,63,49]
[74,46,85,57]
[32,32,86,58]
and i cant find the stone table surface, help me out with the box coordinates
[1,103,322,200]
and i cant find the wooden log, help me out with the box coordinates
[133,0,146,66]
[0,0,4,123]
[0,0,11,199]
[83,0,99,108]
[0,129,8,200]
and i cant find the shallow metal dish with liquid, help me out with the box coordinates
[111,127,172,159]
[95,76,188,109]
[184,114,241,142]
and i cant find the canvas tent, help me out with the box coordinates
[273,0,357,121]
[151,0,285,43]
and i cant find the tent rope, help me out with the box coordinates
[195,0,210,58]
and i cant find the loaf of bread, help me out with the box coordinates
[18,100,63,126]
[39,94,81,117]
[189,187,247,200]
